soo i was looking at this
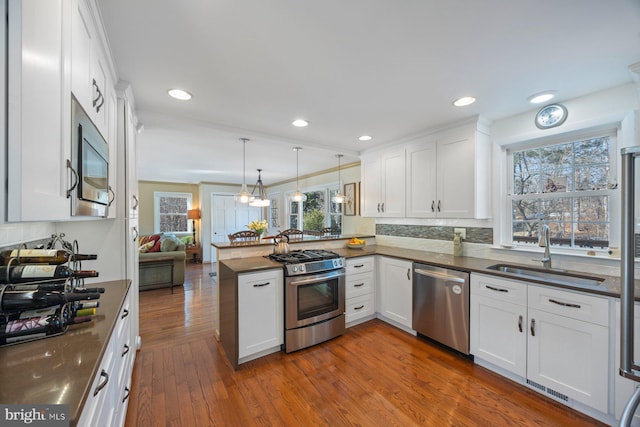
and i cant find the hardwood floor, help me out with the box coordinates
[125,263,606,427]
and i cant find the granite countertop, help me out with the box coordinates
[212,234,375,249]
[220,244,631,300]
[0,279,131,425]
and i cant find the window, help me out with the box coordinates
[153,192,193,233]
[288,186,342,233]
[508,133,616,249]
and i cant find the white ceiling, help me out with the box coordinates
[96,0,640,186]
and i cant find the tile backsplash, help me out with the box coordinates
[376,224,492,244]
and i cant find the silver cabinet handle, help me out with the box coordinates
[549,298,581,309]
[132,194,139,210]
[354,305,365,310]
[377,203,381,213]
[518,315,523,333]
[437,200,441,212]
[530,318,536,337]
[122,386,130,403]
[354,264,364,268]
[122,344,130,357]
[381,202,385,213]
[431,200,435,212]
[486,285,508,293]
[132,226,139,242]
[354,283,365,287]
[121,308,129,319]
[253,282,270,287]
[94,369,109,396]
[407,268,410,280]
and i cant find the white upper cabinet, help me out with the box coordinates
[361,147,405,217]
[406,120,492,219]
[71,0,111,140]
[6,0,71,222]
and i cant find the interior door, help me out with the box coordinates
[211,194,263,243]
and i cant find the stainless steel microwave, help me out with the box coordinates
[70,97,110,217]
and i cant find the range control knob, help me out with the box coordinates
[299,265,305,272]
[292,266,298,272]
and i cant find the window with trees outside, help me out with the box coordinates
[288,187,342,234]
[153,192,193,233]
[508,133,616,250]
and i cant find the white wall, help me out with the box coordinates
[0,222,56,247]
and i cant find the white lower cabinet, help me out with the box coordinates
[377,256,413,330]
[345,256,375,325]
[78,289,134,427]
[238,269,283,360]
[470,273,609,415]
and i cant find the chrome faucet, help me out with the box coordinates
[538,224,552,269]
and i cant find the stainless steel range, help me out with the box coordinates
[267,249,345,353]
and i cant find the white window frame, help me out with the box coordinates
[285,183,342,232]
[503,129,619,253]
[153,191,193,234]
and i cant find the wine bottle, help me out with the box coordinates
[74,307,97,317]
[1,306,68,345]
[0,249,98,265]
[1,290,101,312]
[0,265,99,284]
[9,283,105,293]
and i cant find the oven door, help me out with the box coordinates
[286,269,345,329]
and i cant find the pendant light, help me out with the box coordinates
[292,147,307,202]
[235,138,255,204]
[249,169,271,207]
[332,154,345,203]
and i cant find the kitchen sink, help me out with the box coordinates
[485,263,605,288]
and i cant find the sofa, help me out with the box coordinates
[138,234,187,291]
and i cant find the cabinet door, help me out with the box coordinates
[106,86,118,218]
[406,141,437,218]
[360,154,382,217]
[378,257,413,328]
[7,0,70,221]
[470,294,527,377]
[436,132,475,218]
[380,149,405,217]
[527,307,608,413]
[238,270,284,359]
[71,0,92,113]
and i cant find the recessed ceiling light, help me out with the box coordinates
[528,91,556,104]
[167,89,192,100]
[359,135,372,141]
[292,119,309,127]
[453,96,476,107]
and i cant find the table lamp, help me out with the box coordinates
[187,209,201,245]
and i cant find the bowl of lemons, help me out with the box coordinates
[346,237,366,249]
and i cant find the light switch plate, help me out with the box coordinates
[454,228,466,240]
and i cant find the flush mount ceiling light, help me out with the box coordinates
[453,96,476,107]
[292,147,307,202]
[249,169,271,207]
[292,119,309,127]
[528,91,556,104]
[358,135,372,141]
[167,88,192,100]
[332,154,345,204]
[235,138,255,204]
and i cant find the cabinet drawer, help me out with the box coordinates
[346,256,375,274]
[346,272,374,298]
[528,285,608,326]
[471,273,527,305]
[346,294,374,323]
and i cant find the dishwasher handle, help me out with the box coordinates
[414,268,466,283]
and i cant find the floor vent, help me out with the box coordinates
[526,379,545,391]
[547,387,569,402]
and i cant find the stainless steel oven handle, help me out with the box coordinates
[288,270,345,286]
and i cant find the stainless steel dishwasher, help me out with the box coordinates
[412,263,470,355]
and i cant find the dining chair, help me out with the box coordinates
[228,230,260,242]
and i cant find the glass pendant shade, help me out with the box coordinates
[249,169,271,207]
[332,154,345,203]
[235,138,255,204]
[292,147,307,202]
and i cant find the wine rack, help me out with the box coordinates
[0,234,101,347]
